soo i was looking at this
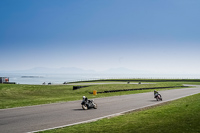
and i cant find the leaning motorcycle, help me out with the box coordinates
[81,99,97,110]
[155,94,162,101]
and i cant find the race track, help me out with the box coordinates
[0,85,200,133]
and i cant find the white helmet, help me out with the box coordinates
[83,96,86,99]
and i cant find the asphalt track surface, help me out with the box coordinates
[0,85,200,133]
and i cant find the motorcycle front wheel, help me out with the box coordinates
[82,105,88,110]
[93,103,97,109]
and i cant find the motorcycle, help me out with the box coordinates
[155,94,162,101]
[81,99,97,110]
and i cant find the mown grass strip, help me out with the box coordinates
[40,93,200,133]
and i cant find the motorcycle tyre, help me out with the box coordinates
[155,94,158,101]
[93,103,97,109]
[82,105,88,110]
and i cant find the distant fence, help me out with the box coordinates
[73,86,89,90]
[89,86,189,94]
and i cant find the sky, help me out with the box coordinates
[0,0,200,74]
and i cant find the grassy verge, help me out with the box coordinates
[40,93,200,133]
[0,80,196,109]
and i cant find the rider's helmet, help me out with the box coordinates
[83,96,86,99]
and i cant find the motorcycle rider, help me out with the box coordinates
[82,96,93,105]
[154,90,159,98]
[82,96,88,102]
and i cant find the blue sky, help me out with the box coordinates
[0,0,200,74]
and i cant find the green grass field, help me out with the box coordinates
[0,79,192,109]
[40,93,200,133]
[1,79,200,132]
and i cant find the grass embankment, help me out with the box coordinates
[40,93,200,133]
[0,80,196,109]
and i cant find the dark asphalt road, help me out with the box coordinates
[0,85,200,133]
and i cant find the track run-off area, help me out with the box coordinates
[0,85,200,133]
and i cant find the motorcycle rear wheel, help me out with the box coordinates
[156,97,159,101]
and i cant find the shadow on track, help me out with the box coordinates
[148,100,158,102]
[73,109,83,111]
